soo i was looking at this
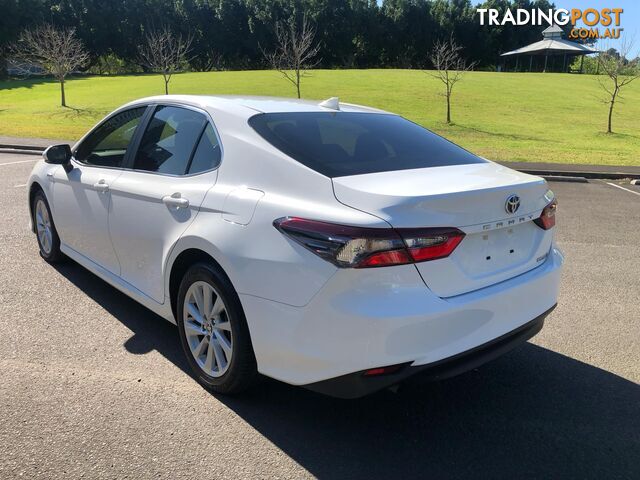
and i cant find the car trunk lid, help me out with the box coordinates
[332,162,554,297]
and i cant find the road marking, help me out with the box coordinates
[605,182,640,197]
[0,158,39,167]
[14,183,27,188]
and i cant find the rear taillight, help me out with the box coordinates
[534,199,557,230]
[274,217,465,268]
[401,228,465,262]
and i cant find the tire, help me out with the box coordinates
[177,262,257,394]
[32,190,65,263]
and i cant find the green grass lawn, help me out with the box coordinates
[1,69,638,165]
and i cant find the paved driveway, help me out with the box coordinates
[0,153,638,479]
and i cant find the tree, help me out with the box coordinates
[138,26,192,95]
[0,0,48,79]
[429,35,476,124]
[1,0,580,73]
[263,14,321,99]
[9,24,89,107]
[596,40,640,134]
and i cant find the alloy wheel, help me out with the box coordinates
[35,199,53,255]
[182,281,233,377]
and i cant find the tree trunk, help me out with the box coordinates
[296,70,301,99]
[164,75,169,95]
[446,91,451,124]
[607,92,617,134]
[60,78,66,107]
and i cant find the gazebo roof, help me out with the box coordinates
[501,24,598,57]
[542,24,564,37]
[501,37,598,57]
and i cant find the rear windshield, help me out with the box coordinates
[248,112,485,177]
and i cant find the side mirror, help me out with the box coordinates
[43,144,73,173]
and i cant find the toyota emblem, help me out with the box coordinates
[505,194,520,214]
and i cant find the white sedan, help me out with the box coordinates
[27,95,563,398]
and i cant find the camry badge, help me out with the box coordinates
[505,194,520,214]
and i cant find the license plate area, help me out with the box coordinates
[453,222,540,278]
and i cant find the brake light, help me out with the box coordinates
[402,228,465,262]
[534,199,557,230]
[274,217,465,268]
[358,249,411,267]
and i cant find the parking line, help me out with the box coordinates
[14,184,27,188]
[0,158,39,167]
[605,182,640,197]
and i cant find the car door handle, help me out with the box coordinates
[93,180,109,193]
[162,194,189,209]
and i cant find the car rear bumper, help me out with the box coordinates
[240,246,563,390]
[304,304,554,398]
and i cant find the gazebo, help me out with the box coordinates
[500,25,598,73]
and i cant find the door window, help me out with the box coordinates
[133,106,207,175]
[75,107,146,168]
[188,124,222,174]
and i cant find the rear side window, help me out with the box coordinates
[133,106,207,175]
[188,124,222,174]
[249,112,485,177]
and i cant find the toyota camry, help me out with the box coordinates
[27,95,563,398]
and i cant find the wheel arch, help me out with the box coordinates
[28,182,45,233]
[167,246,237,321]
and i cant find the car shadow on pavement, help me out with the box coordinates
[54,262,640,480]
[53,262,193,376]
[221,349,640,479]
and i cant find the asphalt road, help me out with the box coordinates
[0,152,638,479]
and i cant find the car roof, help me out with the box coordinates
[123,95,390,118]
